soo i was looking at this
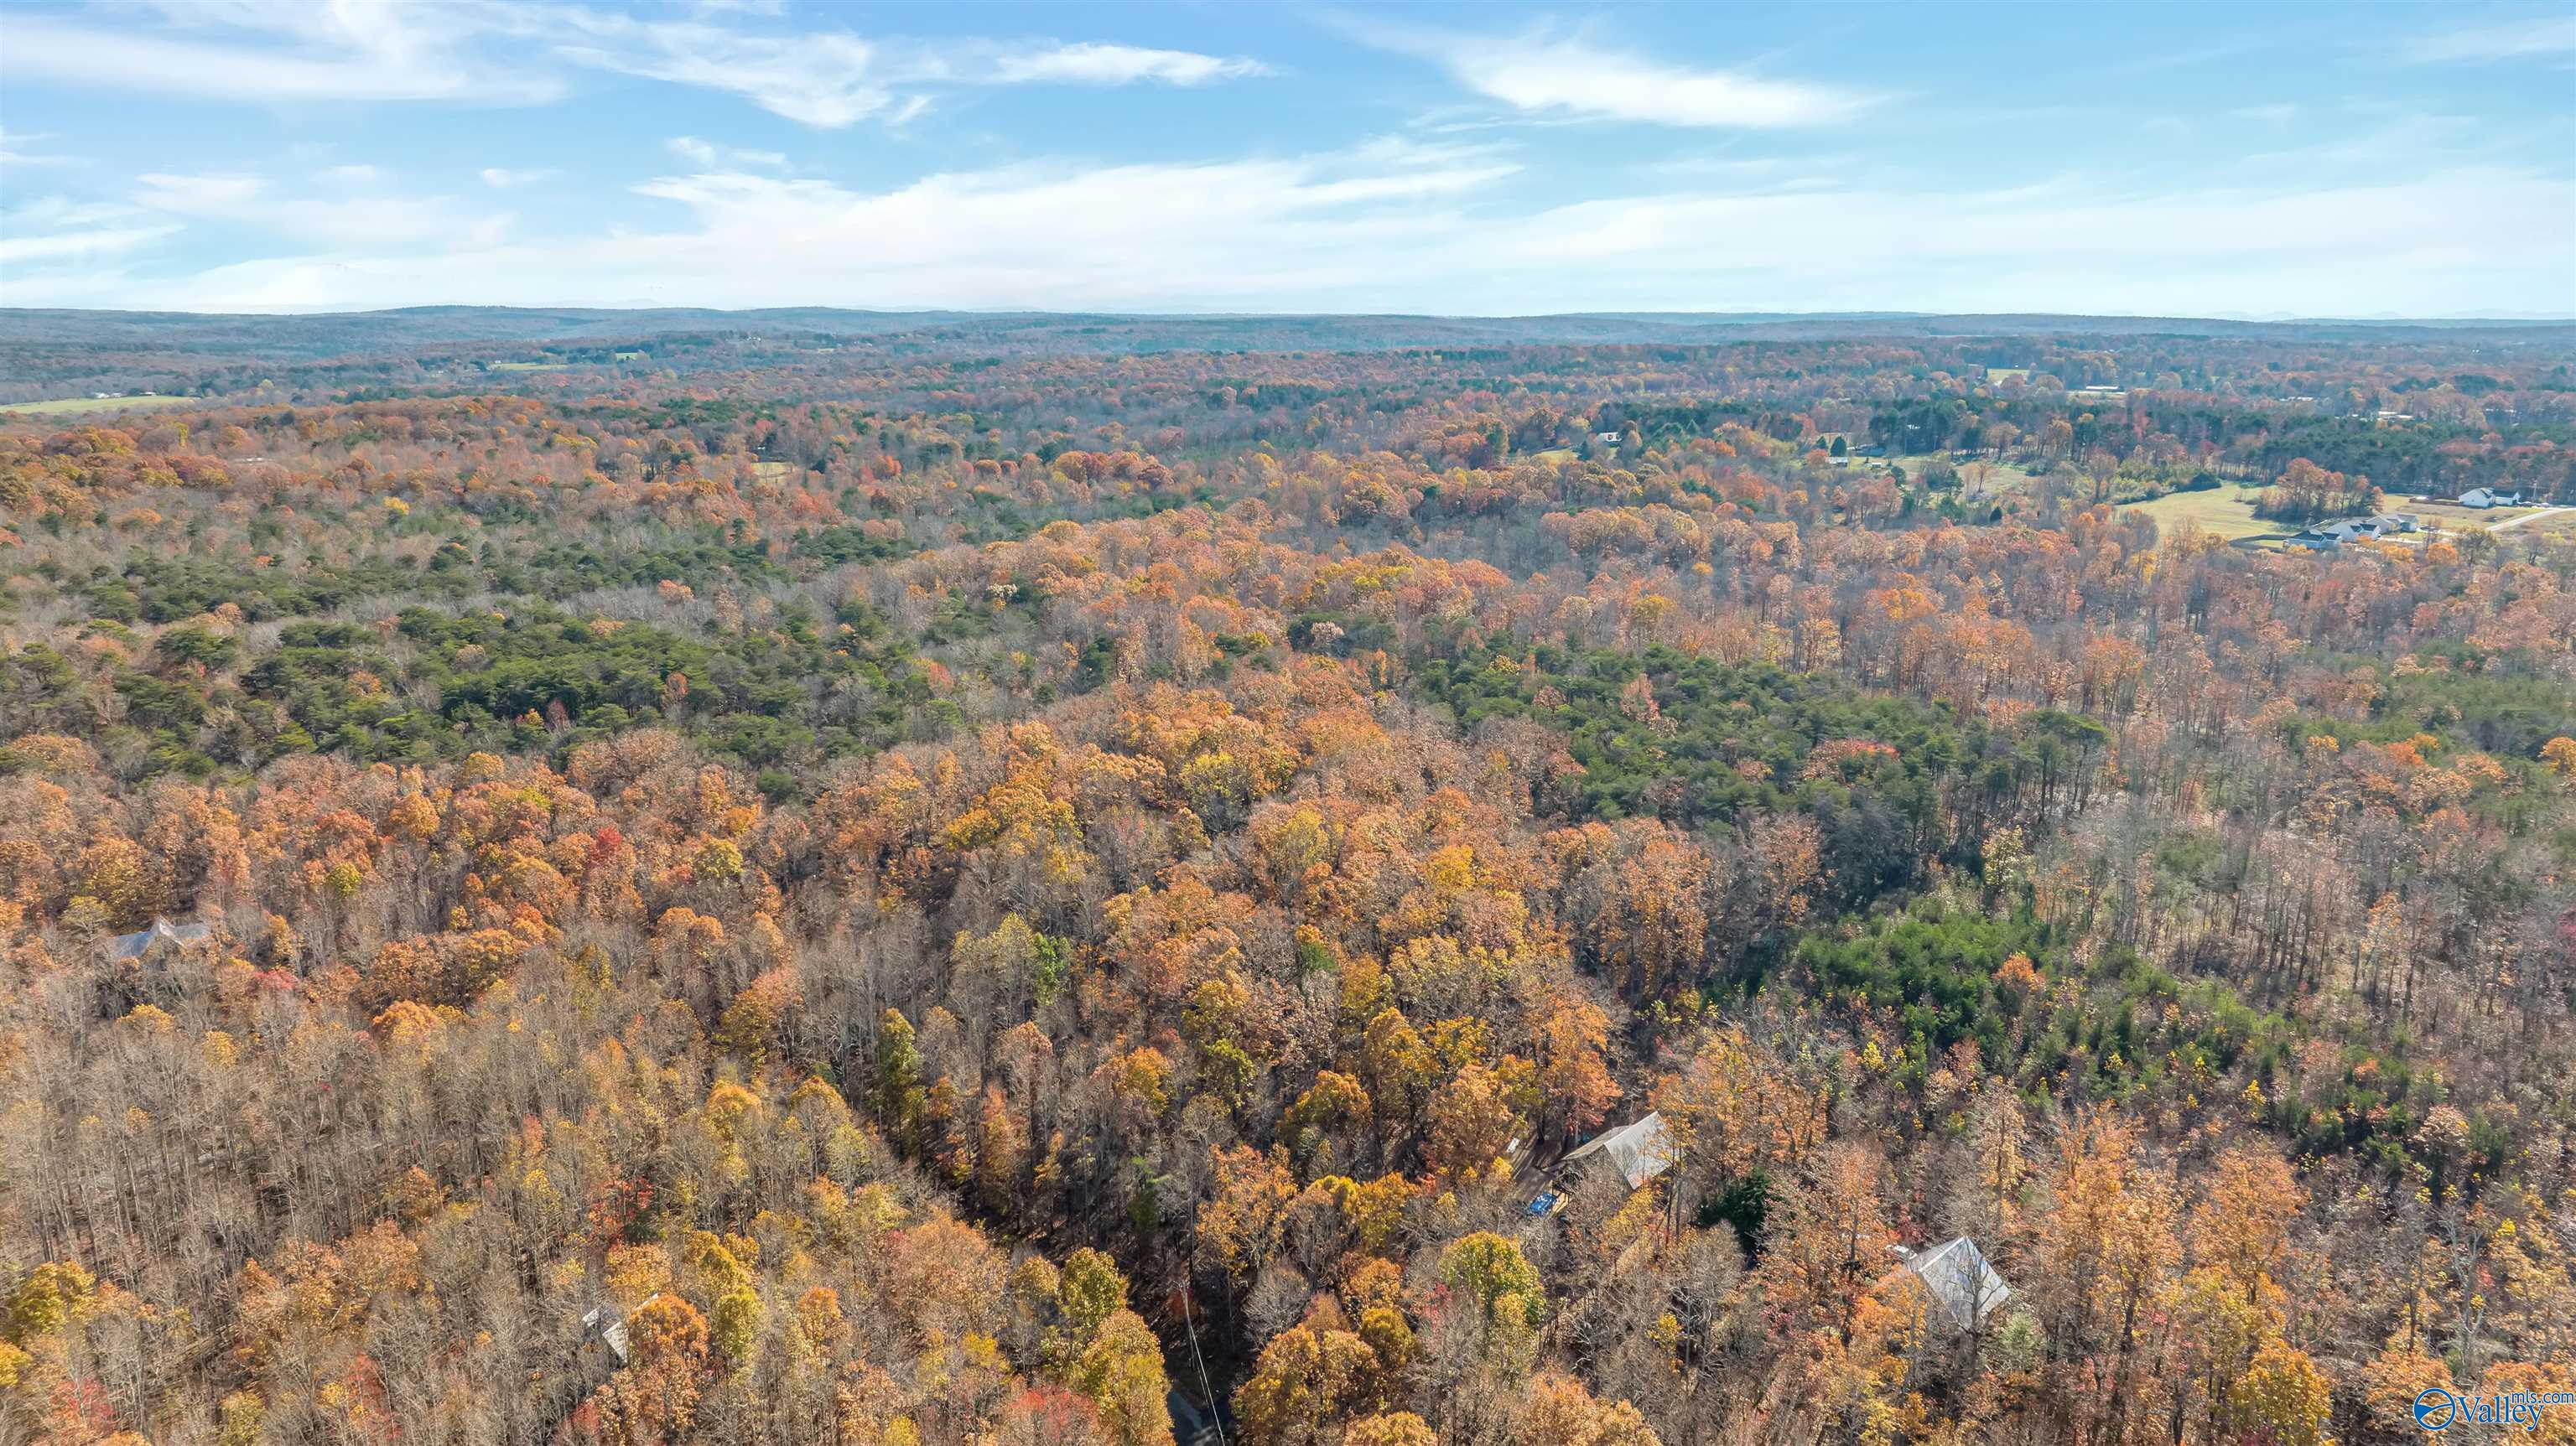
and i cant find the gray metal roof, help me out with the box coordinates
[107,917,214,961]
[1559,1112,1675,1190]
[1897,1236,2012,1333]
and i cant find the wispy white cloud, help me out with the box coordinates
[0,1,1268,129]
[0,3,561,105]
[0,128,77,167]
[0,225,181,267]
[8,141,1509,311]
[135,173,269,212]
[12,136,2563,321]
[1354,18,1877,128]
[480,167,552,189]
[541,12,895,128]
[2110,39,2267,75]
[132,168,514,249]
[667,137,788,172]
[985,42,1268,87]
[542,15,1270,127]
[2397,13,2576,62]
[0,195,179,267]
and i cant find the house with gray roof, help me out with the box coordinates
[107,917,215,961]
[1557,1112,1675,1193]
[1888,1237,2012,1334]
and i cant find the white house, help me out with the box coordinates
[2459,488,2524,510]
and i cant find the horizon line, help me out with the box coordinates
[6,304,2573,326]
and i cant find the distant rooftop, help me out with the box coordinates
[1560,1112,1675,1190]
[107,917,213,960]
[1894,1237,2012,1333]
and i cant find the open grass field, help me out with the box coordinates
[2400,500,2551,532]
[0,394,200,417]
[488,360,570,372]
[2118,485,2281,542]
[1888,453,2044,496]
[749,460,798,483]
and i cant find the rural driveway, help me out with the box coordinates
[2488,505,2573,531]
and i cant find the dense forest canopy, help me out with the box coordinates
[1,309,2572,1446]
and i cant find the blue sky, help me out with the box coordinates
[2,1,2572,317]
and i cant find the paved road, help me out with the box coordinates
[2488,505,2573,532]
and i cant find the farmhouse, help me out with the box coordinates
[2459,488,2524,509]
[2290,518,2386,549]
[2297,514,2422,549]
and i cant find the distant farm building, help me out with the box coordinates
[2288,513,2422,551]
[2458,488,2523,509]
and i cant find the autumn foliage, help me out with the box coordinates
[1,319,2572,1444]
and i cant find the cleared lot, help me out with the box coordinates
[1,394,200,417]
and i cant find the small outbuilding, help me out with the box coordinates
[1557,1112,1675,1193]
[107,917,215,961]
[1888,1237,2012,1334]
[581,1302,635,1366]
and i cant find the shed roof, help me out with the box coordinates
[1559,1112,1675,1190]
[1896,1237,2012,1333]
[107,917,214,961]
